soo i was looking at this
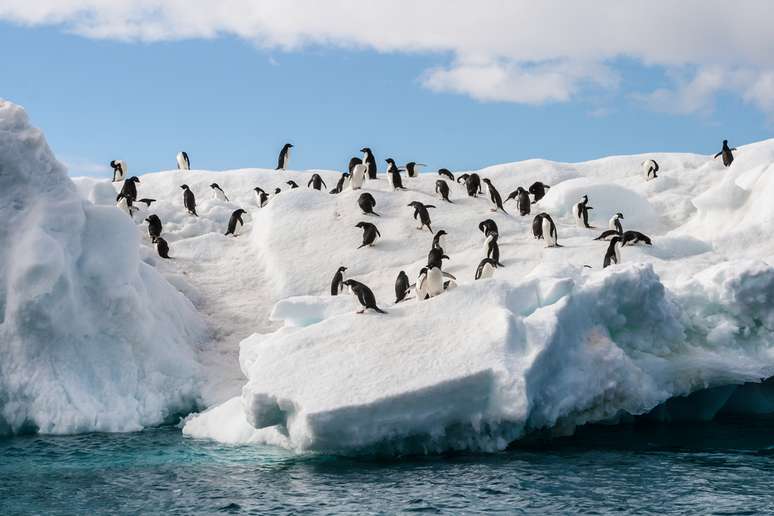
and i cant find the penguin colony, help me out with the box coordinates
[111,140,736,312]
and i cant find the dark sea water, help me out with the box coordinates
[1,418,773,515]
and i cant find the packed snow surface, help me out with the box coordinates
[5,97,774,453]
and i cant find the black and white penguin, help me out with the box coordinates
[342,279,387,314]
[407,201,435,232]
[386,159,407,190]
[642,160,659,181]
[427,247,450,269]
[225,209,247,236]
[136,198,156,207]
[415,267,429,301]
[273,187,282,196]
[358,192,380,216]
[424,266,445,298]
[115,193,137,217]
[621,230,652,246]
[405,162,425,178]
[394,271,411,303]
[479,219,498,238]
[609,212,624,234]
[145,214,162,243]
[307,173,327,190]
[156,237,171,259]
[180,184,197,216]
[594,229,621,241]
[254,187,269,207]
[436,180,452,203]
[438,168,455,181]
[119,176,140,201]
[528,181,550,203]
[177,151,190,170]
[331,173,350,194]
[573,195,594,228]
[276,143,293,170]
[532,213,545,239]
[506,187,530,216]
[714,140,737,167]
[457,173,470,187]
[603,236,622,268]
[350,162,367,190]
[541,213,559,247]
[484,232,504,267]
[475,258,498,280]
[360,147,378,179]
[110,160,126,182]
[210,183,229,201]
[355,221,381,248]
[465,173,482,197]
[331,266,347,296]
[432,229,447,251]
[482,179,507,214]
[287,180,299,189]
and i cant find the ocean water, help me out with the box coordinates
[1,418,773,515]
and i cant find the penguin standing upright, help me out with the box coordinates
[145,214,162,242]
[394,271,411,303]
[110,160,126,182]
[714,140,737,167]
[405,162,425,178]
[225,209,247,236]
[386,159,407,190]
[342,279,387,314]
[177,151,190,170]
[484,232,504,267]
[415,267,429,301]
[119,176,140,201]
[603,236,622,268]
[528,181,550,203]
[532,213,545,239]
[156,237,171,259]
[350,163,367,190]
[358,193,380,216]
[254,187,269,207]
[115,193,136,217]
[465,173,483,198]
[332,172,350,194]
[482,179,507,214]
[424,266,445,298]
[436,180,452,203]
[479,219,498,239]
[407,201,435,232]
[642,160,659,181]
[307,173,327,190]
[438,168,455,181]
[210,183,229,201]
[541,213,559,247]
[331,266,347,296]
[180,184,197,216]
[355,222,381,248]
[432,229,447,251]
[276,143,293,170]
[573,195,593,228]
[361,147,378,179]
[506,187,530,216]
[609,212,624,234]
[427,248,450,269]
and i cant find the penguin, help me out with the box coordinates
[110,160,126,182]
[594,229,621,241]
[386,159,407,190]
[506,187,530,216]
[136,198,156,207]
[394,271,411,303]
[145,214,162,243]
[457,173,470,186]
[210,183,229,201]
[484,232,504,267]
[479,219,498,238]
[115,193,137,217]
[528,182,550,203]
[475,258,498,280]
[355,221,381,248]
[427,247,449,269]
[273,187,282,196]
[276,143,293,170]
[361,147,378,179]
[348,157,362,173]
[358,192,380,216]
[254,187,269,207]
[331,173,350,194]
[350,163,367,190]
[307,173,327,190]
[573,195,593,228]
[180,184,197,216]
[415,267,429,301]
[603,236,622,268]
[532,213,545,239]
[331,266,347,296]
[621,230,652,246]
[119,176,140,201]
[541,213,560,247]
[465,173,482,197]
[438,168,455,181]
[405,162,425,178]
[225,209,247,236]
[287,180,299,189]
[609,212,624,234]
[482,179,507,214]
[342,279,387,314]
[407,201,435,232]
[424,266,445,298]
[642,160,659,181]
[714,140,737,167]
[435,180,452,203]
[156,237,171,259]
[432,229,447,251]
[177,151,190,170]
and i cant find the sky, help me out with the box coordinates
[0,1,772,177]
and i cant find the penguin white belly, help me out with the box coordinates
[542,218,556,246]
[608,217,617,231]
[177,153,189,170]
[614,244,621,263]
[116,197,131,216]
[234,219,243,236]
[213,190,227,201]
[114,161,126,182]
[416,274,428,301]
[426,268,444,297]
[283,149,290,169]
[437,235,447,250]
[351,165,366,189]
[483,234,493,254]
[480,262,494,279]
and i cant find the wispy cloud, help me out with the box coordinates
[60,156,111,177]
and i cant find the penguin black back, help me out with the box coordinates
[343,279,387,314]
[438,168,455,181]
[436,179,452,202]
[145,214,162,242]
[528,181,550,203]
[394,271,410,303]
[357,192,380,216]
[355,221,381,248]
[307,173,327,190]
[479,219,498,238]
[331,266,347,296]
[156,237,171,259]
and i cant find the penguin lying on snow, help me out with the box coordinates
[355,222,381,248]
[714,140,737,167]
[331,266,347,296]
[177,151,190,170]
[308,173,327,190]
[407,201,435,232]
[436,180,452,203]
[225,209,247,236]
[358,193,380,216]
[343,279,386,314]
[621,230,652,246]
[210,183,229,201]
[529,181,550,203]
[146,214,162,242]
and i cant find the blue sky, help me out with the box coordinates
[1,4,772,176]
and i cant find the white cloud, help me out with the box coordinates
[2,1,773,112]
[60,156,111,177]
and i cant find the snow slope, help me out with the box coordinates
[0,100,207,436]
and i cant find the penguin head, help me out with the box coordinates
[611,236,622,245]
[360,147,371,154]
[436,229,447,237]
[285,143,294,149]
[209,183,219,189]
[180,184,189,190]
[286,181,295,186]
[338,266,348,272]
[129,176,140,183]
[385,158,395,165]
[616,212,624,219]
[343,172,350,178]
[482,178,491,184]
[418,267,428,277]
[254,187,263,193]
[274,188,281,194]
[581,194,588,202]
[355,222,365,228]
[234,209,247,216]
[723,139,728,145]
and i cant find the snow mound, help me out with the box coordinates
[0,100,206,436]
